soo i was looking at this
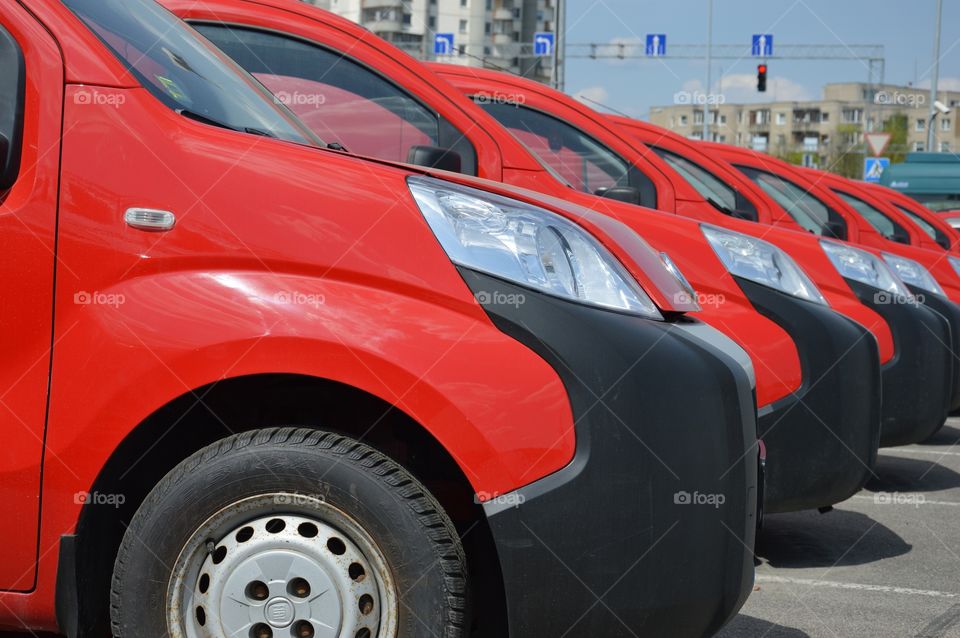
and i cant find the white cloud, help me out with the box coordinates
[916,77,960,92]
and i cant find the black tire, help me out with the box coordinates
[110,427,468,638]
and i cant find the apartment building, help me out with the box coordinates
[649,83,959,169]
[307,0,557,83]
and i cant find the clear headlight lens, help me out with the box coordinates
[702,225,828,305]
[408,176,661,318]
[882,253,946,296]
[820,240,913,297]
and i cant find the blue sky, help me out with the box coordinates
[563,0,960,118]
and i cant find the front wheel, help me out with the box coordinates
[110,428,468,638]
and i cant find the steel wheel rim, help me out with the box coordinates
[166,493,398,638]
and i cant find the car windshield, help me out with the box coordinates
[61,0,316,145]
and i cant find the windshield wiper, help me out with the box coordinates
[177,109,275,138]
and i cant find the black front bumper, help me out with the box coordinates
[846,279,952,446]
[736,278,881,514]
[908,284,960,413]
[462,269,758,638]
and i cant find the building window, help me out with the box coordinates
[694,110,704,125]
[718,114,726,125]
[402,13,411,25]
[913,142,925,152]
[459,19,467,33]
[428,16,436,28]
[484,22,490,34]
[821,112,829,122]
[916,118,926,131]
[460,0,467,6]
[942,118,952,131]
[776,112,786,125]
[679,115,688,126]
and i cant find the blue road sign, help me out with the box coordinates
[434,33,455,56]
[864,157,890,183]
[751,34,774,57]
[534,32,555,56]
[645,34,666,57]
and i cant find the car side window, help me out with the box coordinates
[479,100,655,202]
[895,204,951,249]
[835,191,906,241]
[651,147,758,220]
[736,166,839,235]
[194,23,477,173]
[0,23,25,192]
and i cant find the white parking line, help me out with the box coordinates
[884,449,960,457]
[756,575,958,599]
[850,495,960,507]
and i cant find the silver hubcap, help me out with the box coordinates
[167,494,397,638]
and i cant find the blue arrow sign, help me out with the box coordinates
[752,34,773,57]
[434,33,455,56]
[645,34,666,57]
[863,157,890,183]
[533,32,555,56]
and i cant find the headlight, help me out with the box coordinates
[702,225,827,305]
[408,176,662,318]
[820,241,913,297]
[882,253,946,296]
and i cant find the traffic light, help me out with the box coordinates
[757,64,767,92]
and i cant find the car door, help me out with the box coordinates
[0,1,62,590]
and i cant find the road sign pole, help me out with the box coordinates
[702,0,713,141]
[928,0,943,151]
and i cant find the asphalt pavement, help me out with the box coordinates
[719,418,960,638]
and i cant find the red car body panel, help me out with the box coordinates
[159,0,809,407]
[433,65,896,364]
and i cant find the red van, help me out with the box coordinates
[162,0,886,519]
[865,181,960,252]
[429,64,953,449]
[0,1,761,637]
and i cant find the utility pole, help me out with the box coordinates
[702,0,713,141]
[555,0,567,91]
[927,0,943,151]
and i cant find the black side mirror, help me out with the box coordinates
[824,220,847,240]
[406,146,462,174]
[731,208,759,222]
[0,26,25,191]
[597,186,643,206]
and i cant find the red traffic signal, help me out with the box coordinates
[757,64,767,92]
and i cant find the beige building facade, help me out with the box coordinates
[649,83,959,168]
